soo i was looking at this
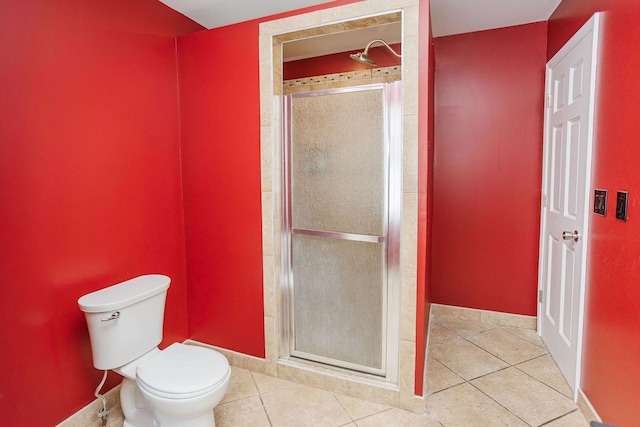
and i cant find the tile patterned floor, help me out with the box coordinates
[101,313,590,426]
[425,315,590,426]
[212,370,438,426]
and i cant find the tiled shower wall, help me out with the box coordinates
[259,0,423,414]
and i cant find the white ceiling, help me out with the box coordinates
[430,0,562,37]
[160,0,562,59]
[158,0,335,30]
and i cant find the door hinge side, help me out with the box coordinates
[539,289,544,303]
[546,94,552,108]
[543,194,548,208]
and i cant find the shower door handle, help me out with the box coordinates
[292,228,383,243]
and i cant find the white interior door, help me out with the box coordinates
[538,13,600,399]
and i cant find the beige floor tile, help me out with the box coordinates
[466,328,547,365]
[261,384,352,427]
[334,393,390,420]
[471,367,577,426]
[251,371,296,394]
[425,357,464,395]
[428,323,459,346]
[427,383,528,426]
[516,354,574,398]
[543,410,590,427]
[220,367,259,404]
[502,325,546,348]
[214,396,270,427]
[435,318,498,338]
[430,337,508,380]
[355,408,442,427]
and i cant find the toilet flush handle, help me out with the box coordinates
[101,311,120,322]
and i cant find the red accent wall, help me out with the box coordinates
[177,20,266,357]
[0,1,202,425]
[177,0,431,396]
[283,44,402,80]
[176,1,364,358]
[548,2,640,425]
[431,22,547,315]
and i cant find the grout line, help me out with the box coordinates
[513,363,575,400]
[427,315,584,426]
[458,328,549,367]
[258,393,274,427]
[467,381,532,426]
[500,325,548,349]
[455,333,519,367]
[537,409,581,426]
[248,370,274,427]
[350,408,395,424]
[332,394,356,423]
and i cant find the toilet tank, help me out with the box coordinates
[78,274,171,370]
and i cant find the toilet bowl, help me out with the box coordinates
[116,343,231,427]
[78,275,231,427]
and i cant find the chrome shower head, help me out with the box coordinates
[349,39,401,67]
[349,51,377,66]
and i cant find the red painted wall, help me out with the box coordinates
[177,20,266,357]
[548,2,640,425]
[0,1,202,425]
[177,0,431,396]
[176,1,364,358]
[283,43,402,80]
[431,22,547,315]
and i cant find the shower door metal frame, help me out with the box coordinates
[280,82,402,382]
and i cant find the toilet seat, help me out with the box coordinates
[136,343,230,400]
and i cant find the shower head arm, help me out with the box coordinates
[362,39,402,58]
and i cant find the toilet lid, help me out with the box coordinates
[136,343,230,399]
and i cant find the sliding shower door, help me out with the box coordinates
[282,82,402,378]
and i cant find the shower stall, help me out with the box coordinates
[281,81,403,380]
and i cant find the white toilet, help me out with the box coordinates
[78,274,230,427]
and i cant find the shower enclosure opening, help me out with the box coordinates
[281,81,403,381]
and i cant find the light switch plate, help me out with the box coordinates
[594,189,607,216]
[616,191,628,221]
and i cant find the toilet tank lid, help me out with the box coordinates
[78,274,170,313]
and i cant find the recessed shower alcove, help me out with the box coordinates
[257,0,423,412]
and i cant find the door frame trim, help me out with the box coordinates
[537,13,601,400]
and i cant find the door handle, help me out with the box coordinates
[562,230,580,242]
[292,228,383,243]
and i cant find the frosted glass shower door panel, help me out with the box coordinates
[293,234,383,369]
[285,85,394,376]
[290,89,385,236]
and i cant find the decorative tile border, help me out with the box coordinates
[283,66,401,94]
